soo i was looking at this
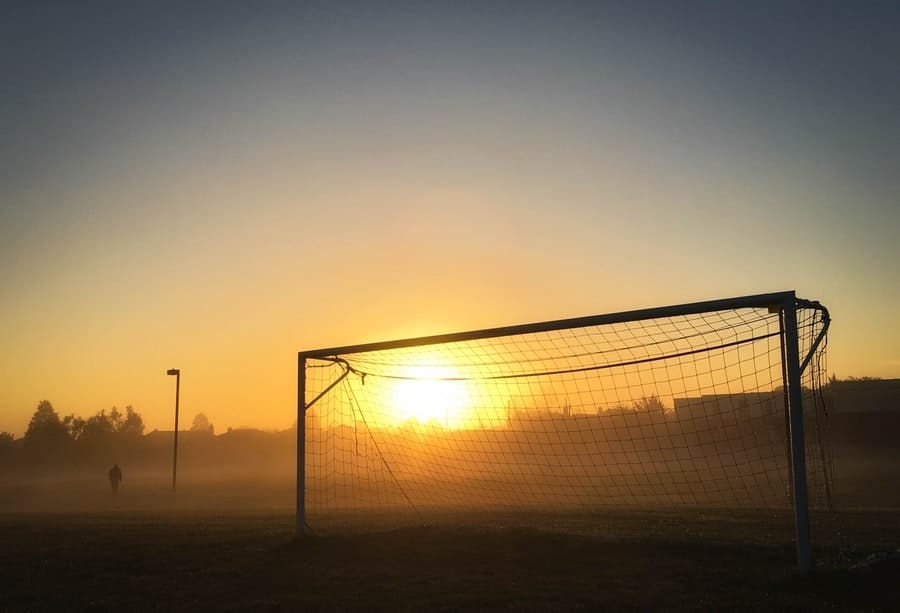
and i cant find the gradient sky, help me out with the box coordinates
[2,1,899,436]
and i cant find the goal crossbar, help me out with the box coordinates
[300,291,801,359]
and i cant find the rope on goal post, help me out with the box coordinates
[303,357,425,528]
[341,375,425,524]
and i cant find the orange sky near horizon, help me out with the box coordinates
[2,3,899,437]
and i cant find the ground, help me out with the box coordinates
[1,511,898,612]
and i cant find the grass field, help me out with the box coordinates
[1,509,899,612]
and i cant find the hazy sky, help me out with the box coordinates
[2,1,899,436]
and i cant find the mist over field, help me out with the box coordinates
[4,381,899,518]
[0,426,296,514]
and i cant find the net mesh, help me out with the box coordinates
[303,299,831,533]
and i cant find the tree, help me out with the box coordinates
[0,432,15,469]
[118,406,145,436]
[80,410,116,442]
[26,400,63,436]
[0,432,14,453]
[633,395,668,418]
[190,412,214,435]
[23,400,72,465]
[24,400,69,446]
[63,414,85,440]
[108,406,124,432]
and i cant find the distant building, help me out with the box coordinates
[672,380,900,449]
[829,378,900,414]
[673,392,784,423]
[673,379,900,422]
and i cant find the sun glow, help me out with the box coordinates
[390,364,473,429]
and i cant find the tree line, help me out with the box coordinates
[0,400,217,473]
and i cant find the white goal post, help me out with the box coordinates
[297,290,830,574]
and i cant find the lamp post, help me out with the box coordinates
[167,368,180,492]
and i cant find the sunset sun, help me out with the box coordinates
[390,364,472,428]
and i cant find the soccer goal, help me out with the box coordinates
[297,291,831,574]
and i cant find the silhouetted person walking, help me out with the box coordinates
[108,463,123,494]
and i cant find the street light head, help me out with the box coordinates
[167,368,180,376]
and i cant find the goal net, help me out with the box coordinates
[299,292,831,563]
